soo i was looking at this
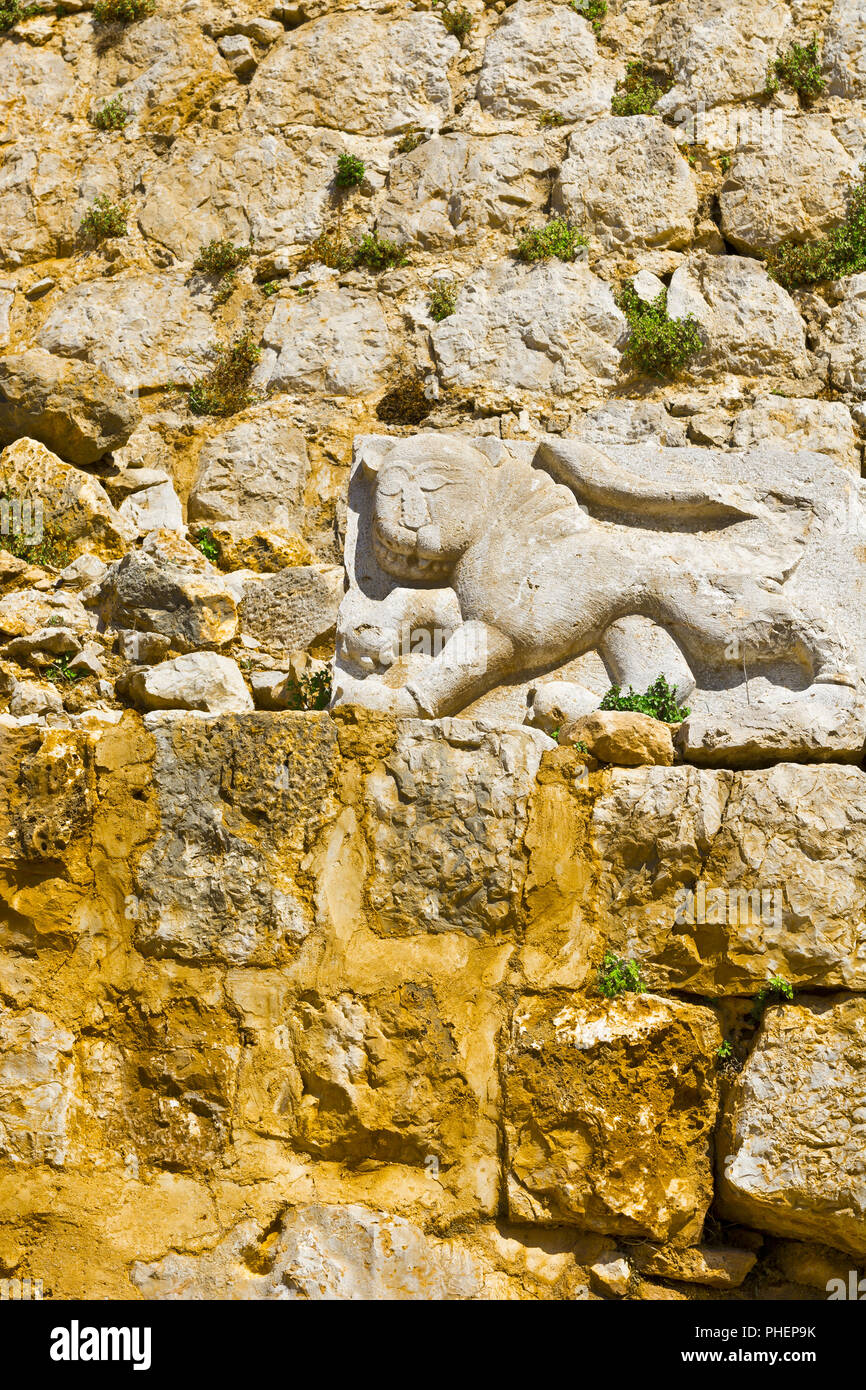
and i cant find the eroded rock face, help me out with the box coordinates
[0,351,140,464]
[477,0,613,121]
[718,998,866,1258]
[96,529,238,651]
[503,993,720,1241]
[0,437,134,560]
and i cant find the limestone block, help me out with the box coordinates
[125,653,253,716]
[718,997,866,1257]
[560,710,675,766]
[96,529,238,651]
[258,288,392,397]
[430,260,626,405]
[0,351,140,466]
[0,438,134,561]
[476,0,614,121]
[503,992,720,1240]
[554,118,698,252]
[651,0,791,113]
[0,1009,76,1166]
[243,12,458,135]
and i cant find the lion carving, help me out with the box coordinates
[335,432,855,720]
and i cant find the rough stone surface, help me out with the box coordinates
[126,653,253,715]
[554,119,698,253]
[560,711,675,766]
[96,529,238,651]
[719,998,866,1258]
[0,437,134,561]
[258,288,392,398]
[503,992,720,1240]
[477,0,613,121]
[0,350,140,466]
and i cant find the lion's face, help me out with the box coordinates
[371,438,489,584]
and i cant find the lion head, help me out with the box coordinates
[364,434,492,584]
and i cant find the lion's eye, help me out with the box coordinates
[419,475,450,491]
[378,469,408,496]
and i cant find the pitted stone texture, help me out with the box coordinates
[666,254,810,379]
[504,992,720,1240]
[239,566,343,653]
[0,44,76,144]
[377,134,553,251]
[720,118,858,257]
[364,720,548,937]
[651,0,791,113]
[477,0,614,121]
[719,997,866,1258]
[825,0,866,97]
[132,1204,489,1299]
[0,1009,76,1166]
[431,261,625,405]
[257,288,392,398]
[560,710,675,766]
[583,763,866,994]
[243,12,458,135]
[554,118,698,253]
[37,273,214,393]
[0,138,122,270]
[132,713,340,965]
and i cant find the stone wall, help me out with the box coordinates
[1,708,863,1299]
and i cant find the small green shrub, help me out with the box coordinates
[766,37,825,103]
[261,280,281,296]
[616,281,704,378]
[599,673,691,722]
[396,128,426,154]
[538,109,565,127]
[0,1,39,32]
[45,656,82,685]
[90,95,132,130]
[750,974,794,1021]
[1,504,70,569]
[719,153,731,173]
[335,152,365,189]
[298,228,408,273]
[79,193,130,243]
[766,172,866,288]
[570,0,606,36]
[515,217,587,263]
[597,950,646,998]
[352,231,407,272]
[193,527,220,563]
[193,238,251,277]
[188,331,262,417]
[283,666,332,711]
[93,0,154,22]
[611,61,671,116]
[715,1039,742,1075]
[428,281,458,321]
[435,0,472,45]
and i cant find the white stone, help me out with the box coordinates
[476,0,614,121]
[258,288,392,398]
[128,652,254,714]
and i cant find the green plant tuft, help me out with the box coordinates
[599,673,691,722]
[428,281,458,321]
[515,216,587,263]
[193,527,220,563]
[79,193,130,243]
[616,281,704,378]
[611,61,671,116]
[352,231,408,272]
[90,95,132,130]
[538,109,565,127]
[193,238,251,278]
[597,950,646,998]
[283,666,332,711]
[396,128,426,154]
[570,0,606,37]
[435,0,472,45]
[765,36,825,103]
[188,331,262,418]
[93,0,154,22]
[750,974,794,1022]
[45,656,82,685]
[335,152,365,189]
[0,1,39,32]
[766,171,866,288]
